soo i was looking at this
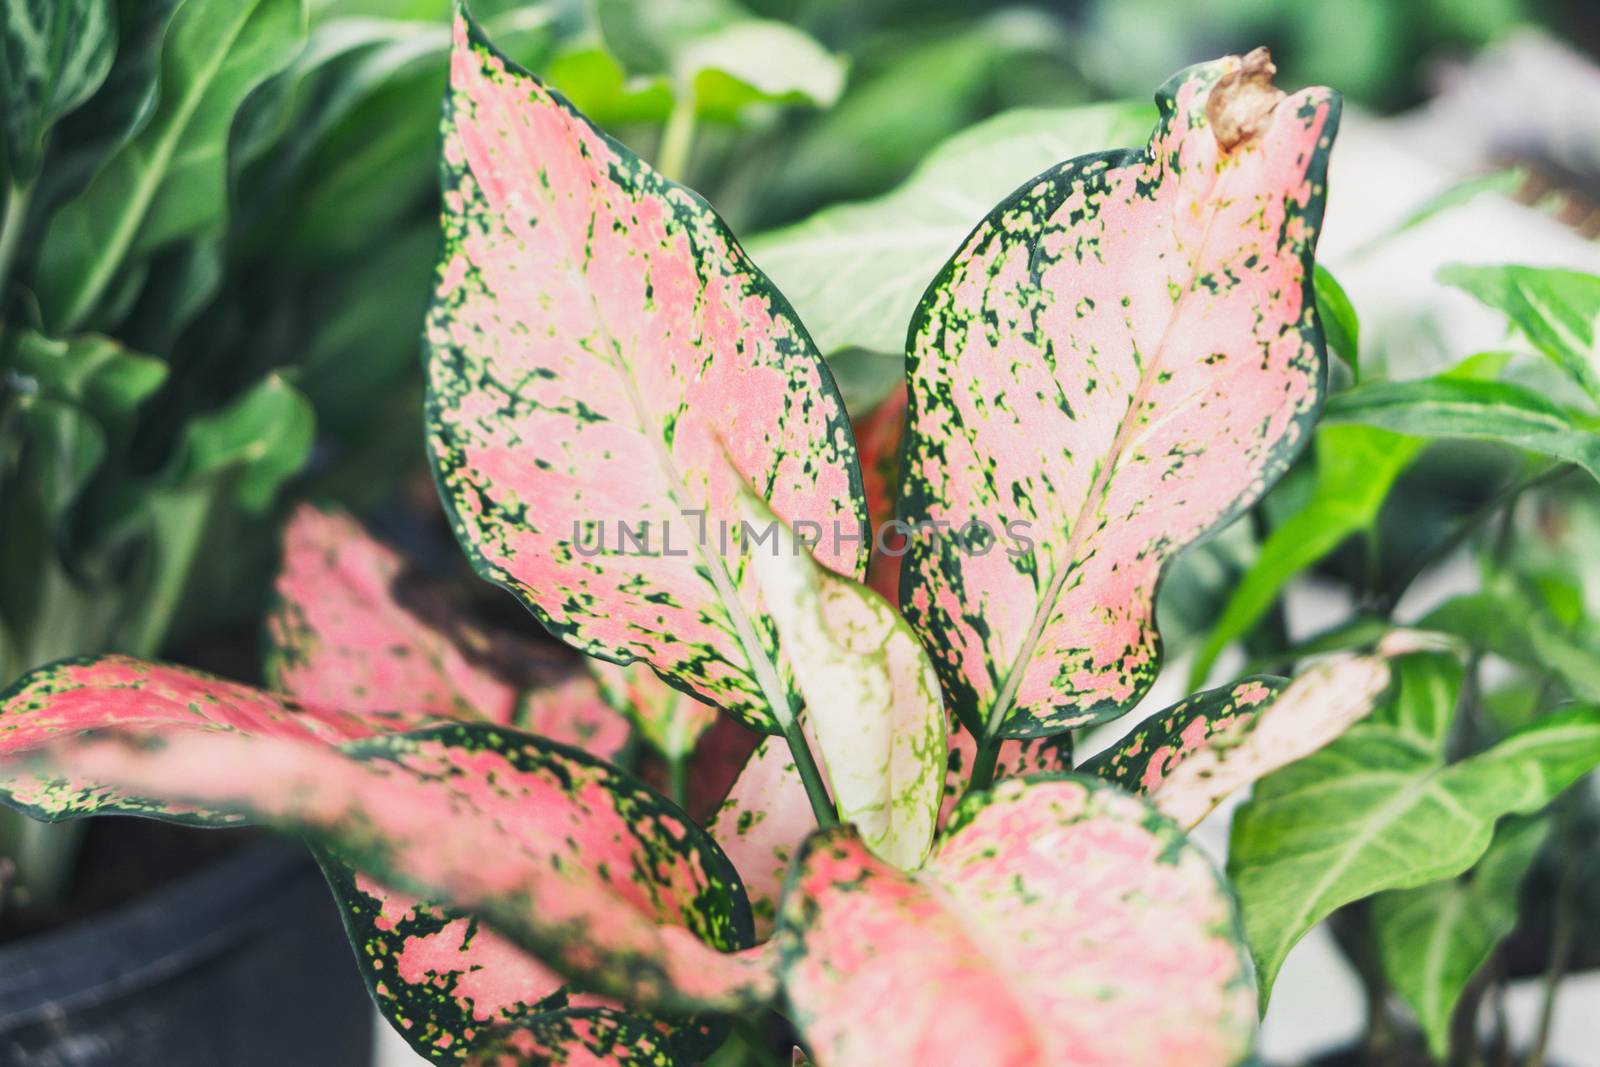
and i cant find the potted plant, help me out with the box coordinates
[4,3,1599,1066]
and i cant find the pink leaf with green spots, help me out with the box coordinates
[320,864,726,1064]
[709,734,818,938]
[589,660,717,763]
[1,722,775,1012]
[463,1009,685,1067]
[1084,655,1393,828]
[425,10,866,735]
[899,49,1340,740]
[266,504,628,757]
[777,775,1257,1067]
[741,490,945,872]
[0,655,404,822]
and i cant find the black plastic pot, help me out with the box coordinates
[0,837,373,1066]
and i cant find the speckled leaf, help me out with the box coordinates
[320,864,576,1062]
[709,734,816,939]
[589,660,716,762]
[266,504,628,756]
[464,1008,685,1067]
[900,50,1339,740]
[425,11,866,735]
[777,775,1256,1067]
[3,722,776,1013]
[742,490,945,871]
[318,865,722,1065]
[0,655,400,823]
[1084,655,1396,828]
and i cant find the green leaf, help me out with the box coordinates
[35,0,309,332]
[7,330,167,439]
[1439,264,1600,406]
[1313,264,1359,378]
[0,0,116,178]
[1372,816,1548,1060]
[542,45,672,127]
[1421,580,1600,702]
[163,372,313,511]
[1190,425,1421,687]
[1322,377,1600,483]
[1228,652,1600,998]
[677,20,845,121]
[593,0,842,121]
[747,102,1155,357]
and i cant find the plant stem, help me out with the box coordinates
[968,734,1001,793]
[657,94,698,183]
[783,719,836,828]
[668,751,688,809]
[1525,826,1578,1067]
[0,178,33,306]
[732,1019,785,1067]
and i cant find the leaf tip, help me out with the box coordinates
[1206,47,1286,153]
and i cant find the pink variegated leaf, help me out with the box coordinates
[710,735,818,938]
[267,504,628,757]
[463,1009,684,1067]
[900,49,1339,740]
[777,776,1256,1067]
[1083,656,1393,828]
[0,723,774,1012]
[319,865,726,1064]
[589,660,717,763]
[741,490,945,872]
[0,655,401,822]
[426,11,866,736]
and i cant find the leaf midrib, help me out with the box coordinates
[487,83,798,731]
[56,0,261,331]
[981,154,1232,739]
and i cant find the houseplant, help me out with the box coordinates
[0,4,1598,1065]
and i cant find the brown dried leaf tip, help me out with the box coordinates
[1207,47,1285,152]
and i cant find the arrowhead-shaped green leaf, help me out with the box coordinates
[1228,653,1600,998]
[1372,816,1548,1061]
